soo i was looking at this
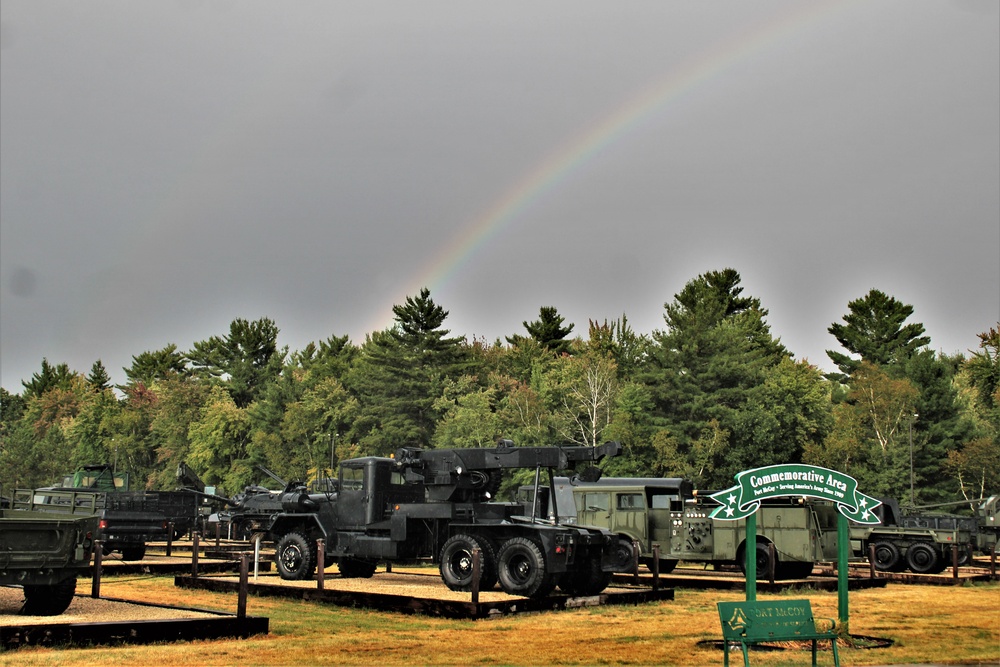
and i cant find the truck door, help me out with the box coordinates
[577,491,611,531]
[336,462,367,531]
[611,492,648,546]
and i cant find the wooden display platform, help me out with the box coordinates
[0,592,268,649]
[175,570,675,619]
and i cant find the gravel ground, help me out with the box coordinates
[0,586,222,626]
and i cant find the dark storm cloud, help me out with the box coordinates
[1,0,997,391]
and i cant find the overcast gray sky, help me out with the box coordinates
[2,1,998,392]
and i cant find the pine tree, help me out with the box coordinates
[826,289,930,381]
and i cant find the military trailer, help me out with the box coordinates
[2,491,99,615]
[265,441,630,598]
[523,476,839,580]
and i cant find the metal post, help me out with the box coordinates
[909,419,914,506]
[868,543,877,579]
[166,522,173,557]
[909,413,918,506]
[253,533,261,581]
[952,544,959,581]
[768,542,776,585]
[215,521,221,549]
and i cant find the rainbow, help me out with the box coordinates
[370,0,856,333]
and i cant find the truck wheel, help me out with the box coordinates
[905,542,940,574]
[871,541,902,572]
[22,577,77,616]
[611,537,637,572]
[440,534,497,592]
[738,542,775,580]
[338,557,377,578]
[276,531,316,580]
[558,558,612,597]
[497,537,555,598]
[121,544,146,561]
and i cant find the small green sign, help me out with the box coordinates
[708,463,881,524]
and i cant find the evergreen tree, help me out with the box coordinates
[188,318,285,408]
[509,306,575,356]
[87,360,112,392]
[345,289,470,453]
[826,289,930,381]
[124,344,188,386]
[22,358,76,398]
[946,325,1000,499]
[641,269,794,487]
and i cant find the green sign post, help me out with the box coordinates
[708,464,881,633]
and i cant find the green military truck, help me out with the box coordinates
[34,465,173,560]
[1,491,100,615]
[524,477,840,579]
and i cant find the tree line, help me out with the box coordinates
[1,268,997,507]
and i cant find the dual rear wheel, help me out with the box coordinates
[440,534,612,599]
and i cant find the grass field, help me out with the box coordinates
[4,575,998,666]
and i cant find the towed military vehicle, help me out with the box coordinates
[265,441,630,598]
[2,490,99,615]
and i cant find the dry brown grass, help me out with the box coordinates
[3,575,998,666]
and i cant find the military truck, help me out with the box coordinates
[265,440,629,598]
[852,494,999,574]
[522,476,840,580]
[2,491,99,615]
[34,464,170,560]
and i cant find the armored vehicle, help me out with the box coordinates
[265,440,629,598]
[2,490,99,615]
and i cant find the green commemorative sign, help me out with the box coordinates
[708,463,881,524]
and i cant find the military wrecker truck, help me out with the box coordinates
[522,476,840,580]
[2,489,99,615]
[265,440,629,598]
[852,494,999,574]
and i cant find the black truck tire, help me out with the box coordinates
[22,577,77,616]
[497,537,555,598]
[120,543,146,561]
[440,534,497,592]
[276,531,316,580]
[905,542,940,574]
[338,557,377,578]
[872,541,902,572]
[611,537,637,573]
[738,542,775,579]
[558,558,612,597]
